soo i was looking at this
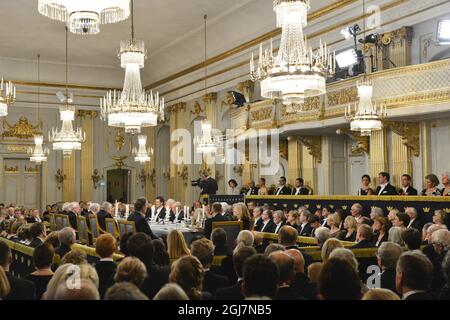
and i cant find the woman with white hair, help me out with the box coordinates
[442,172,450,196]
[234,230,254,254]
[388,226,404,246]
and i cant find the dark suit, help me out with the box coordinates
[298,224,312,237]
[404,291,432,300]
[274,221,286,234]
[380,268,397,294]
[95,260,117,298]
[140,264,170,299]
[28,237,43,248]
[351,239,376,249]
[66,211,78,229]
[203,270,229,295]
[253,217,264,232]
[97,209,113,231]
[407,218,422,231]
[275,286,305,300]
[199,177,218,195]
[55,244,72,259]
[375,183,398,196]
[203,214,226,239]
[246,187,259,195]
[215,281,243,300]
[222,212,234,221]
[260,220,276,233]
[127,211,158,239]
[274,185,291,195]
[175,210,185,222]
[4,271,36,300]
[398,186,418,196]
[155,207,167,222]
[292,187,310,195]
[291,272,316,300]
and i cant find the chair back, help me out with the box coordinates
[55,214,70,230]
[212,220,243,252]
[77,216,90,245]
[117,220,136,239]
[88,214,100,241]
[105,218,118,238]
[49,214,57,231]
[212,255,227,267]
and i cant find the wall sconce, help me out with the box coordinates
[138,168,150,189]
[91,169,104,189]
[162,167,170,180]
[177,165,189,186]
[55,169,66,190]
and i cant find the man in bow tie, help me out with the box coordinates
[275,177,291,195]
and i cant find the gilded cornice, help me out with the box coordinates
[384,121,420,157]
[298,136,322,163]
[168,102,187,114]
[76,110,98,119]
[202,93,218,105]
[336,128,370,154]
[1,117,41,139]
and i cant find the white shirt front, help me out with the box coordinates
[378,183,388,195]
[276,186,284,195]
[261,220,270,232]
[274,222,283,234]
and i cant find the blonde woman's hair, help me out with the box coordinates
[328,213,341,227]
[167,230,191,261]
[153,283,189,300]
[233,203,250,221]
[344,216,357,232]
[362,288,400,300]
[43,263,99,300]
[0,266,10,299]
[321,238,343,262]
[114,257,147,287]
[288,210,300,225]
[169,255,204,300]
[307,262,323,284]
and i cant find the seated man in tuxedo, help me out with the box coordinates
[153,196,166,222]
[298,210,313,236]
[377,242,403,294]
[352,224,375,249]
[398,174,418,196]
[375,172,398,195]
[396,251,433,300]
[405,207,422,230]
[292,178,311,195]
[203,202,226,240]
[25,209,43,223]
[97,202,114,231]
[165,199,176,222]
[215,246,256,300]
[191,238,229,295]
[350,203,366,225]
[0,241,36,300]
[260,209,276,233]
[65,202,80,230]
[252,207,264,232]
[246,180,259,195]
[273,211,286,234]
[128,198,158,239]
[173,202,185,222]
[274,176,291,195]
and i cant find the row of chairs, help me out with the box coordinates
[48,214,136,246]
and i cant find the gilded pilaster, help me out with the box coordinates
[391,131,412,188]
[168,102,186,200]
[77,110,96,201]
[203,92,218,181]
[62,155,76,202]
[287,136,301,185]
[369,129,388,187]
[298,136,321,193]
[144,126,156,199]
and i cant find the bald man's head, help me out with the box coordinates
[269,251,295,284]
[286,249,305,274]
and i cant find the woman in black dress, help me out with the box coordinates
[358,174,374,195]
[24,243,54,300]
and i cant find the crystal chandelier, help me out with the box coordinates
[49,27,85,158]
[132,135,153,164]
[0,78,16,117]
[29,54,50,163]
[38,0,130,35]
[345,77,386,136]
[250,0,335,112]
[101,0,164,134]
[194,121,220,155]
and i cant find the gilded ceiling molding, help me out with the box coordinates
[385,121,420,157]
[1,117,41,139]
[202,93,218,105]
[221,92,234,110]
[251,108,273,122]
[111,155,128,169]
[336,128,370,154]
[76,110,98,119]
[298,136,322,163]
[380,26,413,46]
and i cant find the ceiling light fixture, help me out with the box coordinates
[437,20,450,45]
[0,78,15,117]
[101,0,164,134]
[133,135,153,164]
[250,0,335,113]
[38,0,130,35]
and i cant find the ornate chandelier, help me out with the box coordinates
[29,54,50,164]
[101,0,164,134]
[250,0,335,112]
[345,76,386,136]
[49,27,85,158]
[194,121,220,155]
[132,135,153,164]
[38,0,130,35]
[0,78,16,117]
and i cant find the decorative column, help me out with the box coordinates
[421,122,431,177]
[369,129,388,187]
[287,136,301,185]
[77,110,96,202]
[62,155,76,202]
[144,126,157,199]
[298,136,321,193]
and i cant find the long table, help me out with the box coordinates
[148,222,203,244]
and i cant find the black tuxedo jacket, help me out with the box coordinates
[352,239,376,249]
[398,186,418,196]
[253,217,264,232]
[222,212,234,221]
[215,282,243,300]
[404,291,432,300]
[375,184,398,196]
[203,214,226,239]
[292,187,310,195]
[246,187,259,195]
[407,218,422,231]
[175,210,185,222]
[203,270,229,295]
[275,286,305,300]
[55,244,71,259]
[298,224,313,237]
[28,237,43,248]
[200,177,218,195]
[66,211,78,229]
[127,211,158,239]
[97,210,113,231]
[380,268,397,294]
[4,272,36,300]
[95,260,117,298]
[141,264,170,299]
[156,207,167,222]
[260,219,276,233]
[275,185,292,195]
[274,221,286,234]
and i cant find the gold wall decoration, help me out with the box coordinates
[202,92,218,105]
[279,139,288,160]
[177,165,189,186]
[149,168,156,188]
[76,110,98,119]
[215,170,223,182]
[4,165,18,173]
[251,108,273,122]
[327,87,358,107]
[2,117,41,139]
[336,128,370,155]
[114,128,125,151]
[91,169,103,189]
[111,155,128,169]
[137,169,149,189]
[237,80,254,103]
[24,165,39,173]
[298,136,322,163]
[385,121,420,157]
[233,165,243,177]
[190,101,205,117]
[55,169,66,190]
[6,145,32,153]
[221,92,234,110]
[168,102,187,114]
[198,161,211,177]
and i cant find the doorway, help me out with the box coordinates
[106,169,130,203]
